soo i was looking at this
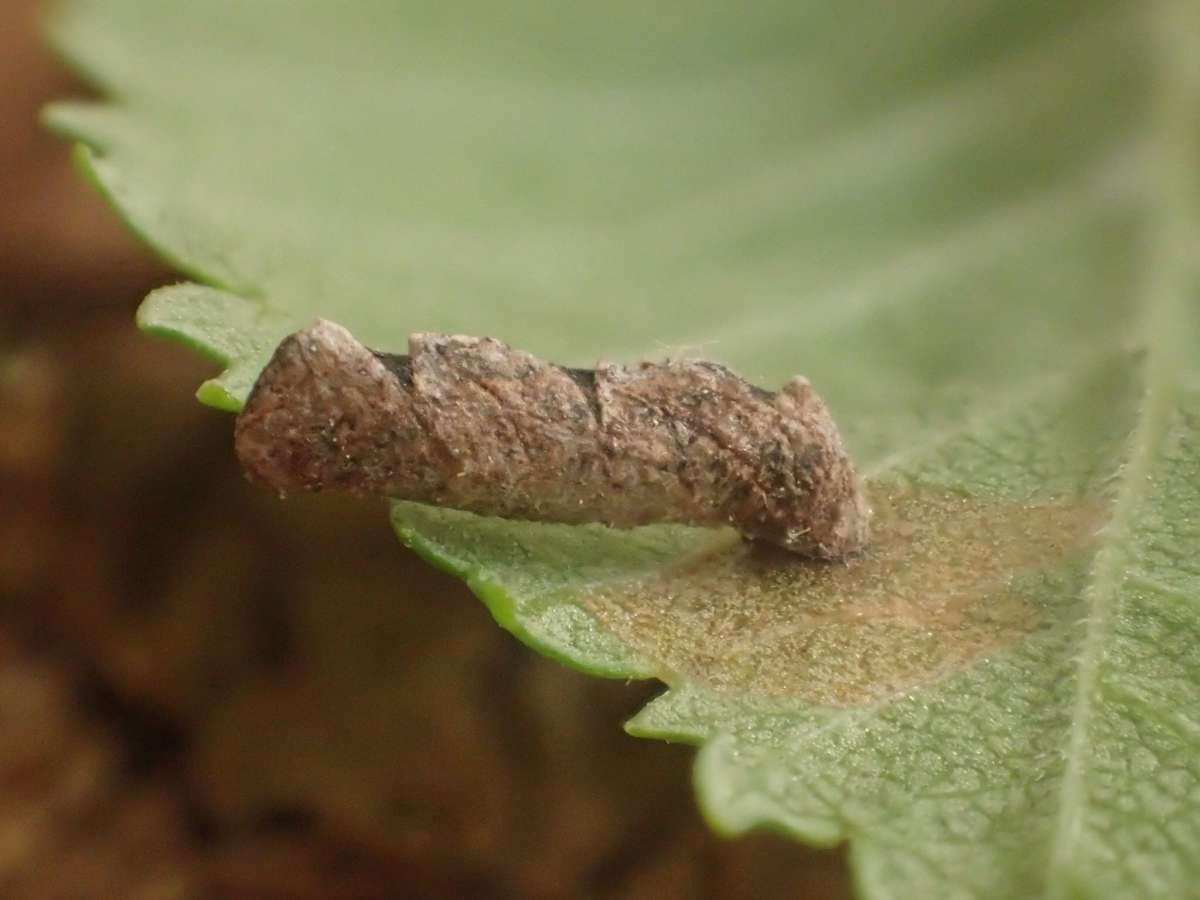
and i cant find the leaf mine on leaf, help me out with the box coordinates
[585,485,1103,705]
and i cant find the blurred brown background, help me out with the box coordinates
[0,2,849,896]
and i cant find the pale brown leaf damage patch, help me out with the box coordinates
[584,486,1103,706]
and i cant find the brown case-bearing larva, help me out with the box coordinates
[234,320,870,559]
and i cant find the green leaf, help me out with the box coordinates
[46,0,1200,897]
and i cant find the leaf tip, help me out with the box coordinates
[195,379,244,413]
[694,736,847,846]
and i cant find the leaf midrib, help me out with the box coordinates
[1044,0,1199,893]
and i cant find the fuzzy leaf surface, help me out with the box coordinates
[45,0,1200,896]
